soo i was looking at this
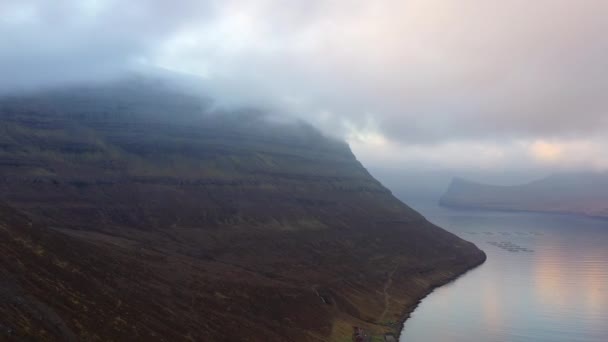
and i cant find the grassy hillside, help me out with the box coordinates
[0,77,485,341]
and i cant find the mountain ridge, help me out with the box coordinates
[1,77,485,341]
[440,173,608,218]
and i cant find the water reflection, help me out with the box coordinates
[400,205,608,342]
[481,279,502,334]
[533,243,569,309]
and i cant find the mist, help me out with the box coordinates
[3,0,608,196]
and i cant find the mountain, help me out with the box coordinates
[0,77,485,341]
[440,174,608,218]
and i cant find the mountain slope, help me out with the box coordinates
[440,174,608,217]
[0,77,485,341]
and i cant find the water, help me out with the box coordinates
[400,203,608,342]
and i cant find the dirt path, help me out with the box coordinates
[378,265,399,323]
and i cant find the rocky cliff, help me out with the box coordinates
[0,77,485,341]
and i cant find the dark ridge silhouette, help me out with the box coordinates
[441,174,608,218]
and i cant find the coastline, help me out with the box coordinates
[439,202,608,222]
[392,250,487,341]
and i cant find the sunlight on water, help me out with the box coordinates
[400,204,608,342]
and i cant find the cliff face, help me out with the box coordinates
[0,78,485,341]
[440,174,608,218]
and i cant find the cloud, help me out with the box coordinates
[526,139,608,170]
[2,0,608,172]
[0,0,214,91]
[530,141,562,162]
[146,0,608,142]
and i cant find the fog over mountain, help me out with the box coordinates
[0,75,486,341]
[3,0,608,183]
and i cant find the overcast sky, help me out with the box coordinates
[2,0,608,179]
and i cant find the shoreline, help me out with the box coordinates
[391,251,487,341]
[439,202,608,222]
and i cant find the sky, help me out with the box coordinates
[2,0,608,182]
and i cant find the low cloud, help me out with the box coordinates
[2,0,608,174]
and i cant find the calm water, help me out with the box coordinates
[400,203,608,342]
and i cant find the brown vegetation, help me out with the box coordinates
[0,79,485,341]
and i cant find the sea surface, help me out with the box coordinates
[399,203,608,342]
